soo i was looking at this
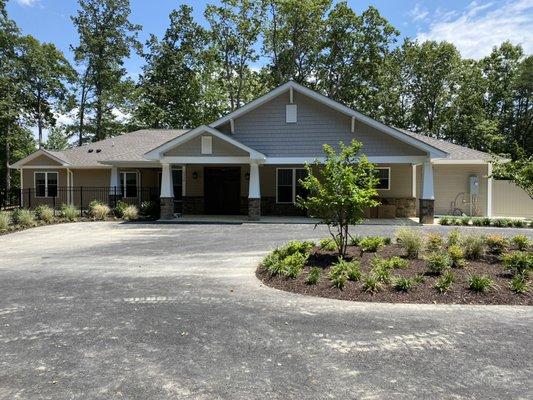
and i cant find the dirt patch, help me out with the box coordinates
[257,244,533,305]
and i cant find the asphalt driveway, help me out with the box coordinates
[0,222,532,399]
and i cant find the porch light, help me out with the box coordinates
[192,171,199,180]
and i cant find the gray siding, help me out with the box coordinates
[230,91,425,157]
[163,134,248,157]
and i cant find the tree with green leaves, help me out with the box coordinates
[493,152,533,199]
[71,0,141,144]
[297,140,380,257]
[45,126,70,151]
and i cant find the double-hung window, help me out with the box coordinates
[375,167,390,190]
[35,171,58,197]
[276,168,308,203]
[120,172,138,198]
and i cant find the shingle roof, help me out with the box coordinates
[52,129,189,166]
[394,128,493,161]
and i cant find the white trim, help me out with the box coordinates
[20,169,23,207]
[487,163,493,217]
[275,167,306,204]
[431,159,488,165]
[351,116,355,133]
[201,136,213,155]
[375,167,391,191]
[145,125,266,161]
[160,163,174,198]
[120,171,138,198]
[248,162,261,199]
[265,156,427,165]
[161,156,255,164]
[421,159,434,200]
[209,81,448,158]
[10,149,70,168]
[289,86,293,103]
[33,171,59,198]
[230,118,235,134]
[411,164,417,198]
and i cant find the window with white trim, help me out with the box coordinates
[34,171,58,197]
[276,168,308,203]
[375,167,390,190]
[120,172,138,198]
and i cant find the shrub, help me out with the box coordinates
[511,219,525,228]
[413,274,425,284]
[426,233,444,252]
[459,216,471,226]
[509,275,529,294]
[330,258,361,284]
[60,204,79,221]
[263,251,284,276]
[439,216,450,225]
[393,277,415,292]
[371,263,391,283]
[281,252,308,278]
[501,252,533,277]
[462,235,485,260]
[12,209,35,227]
[426,252,452,275]
[480,217,491,226]
[471,217,484,227]
[305,267,321,285]
[511,235,530,251]
[492,218,511,228]
[446,229,461,247]
[396,228,422,259]
[448,245,466,268]
[468,274,495,293]
[88,199,105,211]
[330,270,348,289]
[139,200,159,217]
[34,205,54,223]
[387,256,408,269]
[280,240,315,257]
[435,271,455,293]
[359,236,383,252]
[485,235,507,255]
[349,236,361,246]
[383,237,392,245]
[363,275,382,293]
[90,203,111,220]
[114,200,128,217]
[319,238,338,251]
[122,205,139,221]
[0,211,11,230]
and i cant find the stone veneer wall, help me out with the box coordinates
[261,197,307,216]
[380,197,417,218]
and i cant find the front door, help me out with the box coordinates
[204,167,241,215]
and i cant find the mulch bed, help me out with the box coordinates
[257,244,533,305]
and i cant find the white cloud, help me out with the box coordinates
[16,0,40,6]
[409,3,429,22]
[416,0,533,59]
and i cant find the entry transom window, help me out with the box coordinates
[120,172,138,198]
[276,168,308,203]
[35,171,58,197]
[375,167,390,190]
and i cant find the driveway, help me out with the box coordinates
[0,222,531,399]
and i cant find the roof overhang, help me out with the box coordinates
[10,149,70,169]
[98,161,163,168]
[210,81,448,159]
[431,159,490,165]
[144,125,266,161]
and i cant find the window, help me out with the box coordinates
[375,167,390,190]
[34,171,58,198]
[120,172,138,198]
[276,168,307,203]
[201,136,212,154]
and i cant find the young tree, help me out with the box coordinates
[492,149,533,199]
[297,140,380,257]
[45,126,70,150]
[71,0,141,144]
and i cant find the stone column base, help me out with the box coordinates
[419,199,435,224]
[248,198,261,221]
[160,197,175,220]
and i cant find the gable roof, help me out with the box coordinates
[11,148,71,168]
[210,81,448,158]
[144,125,266,161]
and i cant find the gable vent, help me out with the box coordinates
[96,149,101,153]
[286,104,297,123]
[87,149,94,153]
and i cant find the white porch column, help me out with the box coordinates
[109,166,121,195]
[248,161,261,220]
[487,162,493,217]
[419,158,435,224]
[160,162,174,219]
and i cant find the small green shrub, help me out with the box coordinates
[114,200,128,217]
[371,264,391,283]
[363,275,382,293]
[485,234,507,255]
[12,209,35,227]
[462,235,485,260]
[263,251,283,276]
[509,275,529,294]
[281,240,315,257]
[446,228,461,247]
[492,218,511,228]
[349,236,361,246]
[471,217,484,227]
[0,211,11,230]
[468,274,495,293]
[396,228,422,259]
[501,252,533,277]
[88,199,105,211]
[439,216,450,225]
[459,216,471,226]
[413,274,425,284]
[447,245,466,268]
[139,200,160,217]
[387,256,408,269]
[330,258,361,284]
[319,238,337,251]
[122,205,139,221]
[426,252,452,275]
[383,237,392,245]
[393,277,415,292]
[359,236,384,252]
[426,233,444,252]
[480,217,491,226]
[90,203,111,220]
[511,219,525,228]
[60,204,79,221]
[435,271,455,293]
[330,271,347,289]
[511,235,529,251]
[281,252,308,278]
[34,205,54,223]
[305,267,321,285]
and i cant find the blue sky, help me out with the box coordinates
[7,0,533,81]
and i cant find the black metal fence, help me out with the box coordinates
[1,186,160,211]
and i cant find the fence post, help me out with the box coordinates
[80,186,83,217]
[53,194,56,215]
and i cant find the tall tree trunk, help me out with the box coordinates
[37,90,43,149]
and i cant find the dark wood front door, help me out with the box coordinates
[204,167,241,215]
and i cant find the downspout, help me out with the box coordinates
[19,168,23,208]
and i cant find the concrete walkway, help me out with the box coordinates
[0,222,531,399]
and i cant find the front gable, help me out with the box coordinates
[163,133,248,157]
[10,149,69,168]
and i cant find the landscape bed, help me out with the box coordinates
[256,230,533,305]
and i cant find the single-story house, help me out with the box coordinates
[10,81,533,222]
